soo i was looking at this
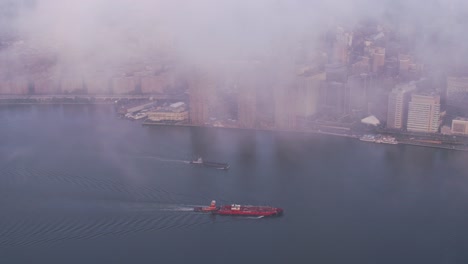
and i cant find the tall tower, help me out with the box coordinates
[372,47,386,73]
[237,77,257,129]
[188,69,210,125]
[333,27,352,64]
[274,84,297,130]
[347,73,374,117]
[295,72,325,121]
[386,83,416,129]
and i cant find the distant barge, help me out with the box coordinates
[194,200,283,217]
[189,157,229,170]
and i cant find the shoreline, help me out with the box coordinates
[0,102,115,105]
[141,121,468,152]
[1,102,466,152]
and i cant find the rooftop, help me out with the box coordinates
[413,90,439,97]
[454,117,468,122]
[392,82,416,93]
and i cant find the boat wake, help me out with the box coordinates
[133,155,189,164]
[245,216,265,220]
[160,207,195,212]
[158,204,206,212]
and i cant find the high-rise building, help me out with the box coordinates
[332,27,352,64]
[407,92,441,133]
[274,84,297,130]
[372,47,385,73]
[320,81,348,117]
[188,69,210,125]
[295,72,325,118]
[386,83,417,129]
[399,54,411,73]
[0,78,28,94]
[237,79,256,128]
[84,75,110,94]
[347,73,374,116]
[384,57,399,77]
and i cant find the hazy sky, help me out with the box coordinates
[2,0,468,76]
[8,0,374,67]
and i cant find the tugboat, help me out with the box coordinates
[189,157,230,170]
[193,201,283,217]
[193,200,219,212]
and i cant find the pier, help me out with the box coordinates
[0,94,187,105]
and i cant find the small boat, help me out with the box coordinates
[189,157,229,170]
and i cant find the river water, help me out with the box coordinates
[1,105,468,264]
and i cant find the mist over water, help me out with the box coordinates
[3,1,468,263]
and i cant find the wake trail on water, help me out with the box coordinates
[245,216,265,220]
[133,155,190,164]
[110,202,200,213]
[158,204,208,212]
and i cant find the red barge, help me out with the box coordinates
[194,200,283,217]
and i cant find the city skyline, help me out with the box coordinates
[2,0,468,136]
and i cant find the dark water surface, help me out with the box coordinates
[1,105,468,264]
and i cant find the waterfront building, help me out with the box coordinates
[147,102,188,122]
[319,81,348,117]
[111,76,137,94]
[274,84,297,130]
[407,92,441,133]
[188,70,211,125]
[0,78,28,94]
[347,73,374,116]
[147,111,188,122]
[386,83,417,129]
[127,102,158,114]
[84,75,110,94]
[238,84,256,129]
[320,63,348,118]
[235,68,258,129]
[451,117,468,135]
[140,74,168,94]
[34,77,59,94]
[295,72,325,119]
[441,125,452,135]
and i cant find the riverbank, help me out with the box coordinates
[142,120,468,152]
[142,120,358,137]
[2,101,467,152]
[142,121,468,151]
